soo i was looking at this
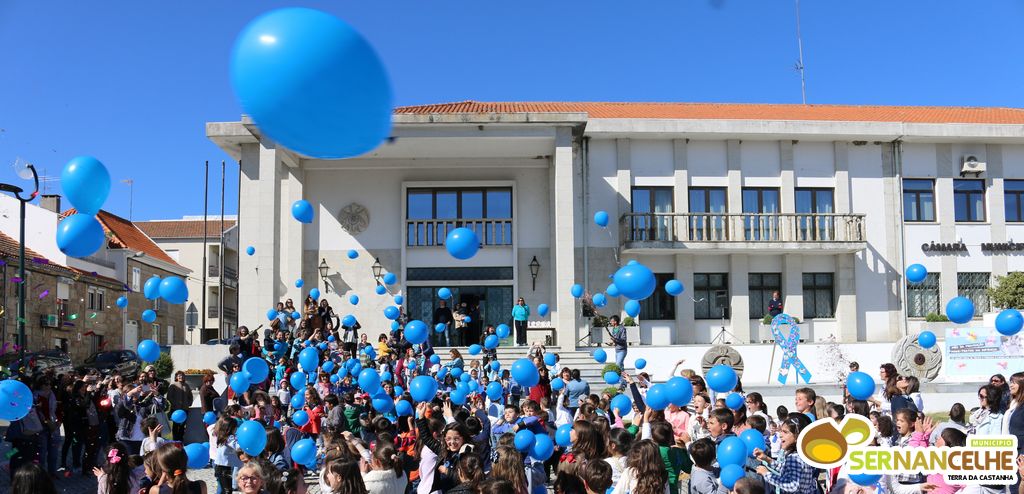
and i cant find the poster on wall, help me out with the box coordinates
[944,327,1024,380]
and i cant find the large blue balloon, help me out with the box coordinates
[496,324,511,338]
[739,429,767,457]
[484,335,499,350]
[550,378,564,391]
[295,278,305,288]
[624,299,641,318]
[342,314,357,327]
[570,284,584,298]
[604,371,620,385]
[309,288,321,300]
[846,371,876,400]
[666,376,693,407]
[996,309,1024,336]
[383,272,397,285]
[610,394,631,415]
[237,420,267,455]
[594,210,609,228]
[905,264,928,284]
[299,347,320,373]
[230,372,250,394]
[645,383,670,411]
[290,393,305,410]
[144,276,162,301]
[409,375,438,402]
[376,285,388,295]
[184,442,209,469]
[291,200,314,223]
[717,436,746,466]
[138,339,160,362]
[592,293,607,308]
[171,409,188,424]
[290,372,307,392]
[720,464,745,490]
[396,400,413,417]
[946,296,975,324]
[511,359,540,387]
[405,320,428,344]
[544,353,557,366]
[116,296,128,309]
[158,277,189,304]
[613,263,657,301]
[56,213,105,258]
[230,7,392,159]
[593,348,607,363]
[61,156,110,216]
[918,331,937,349]
[358,368,382,394]
[634,358,647,369]
[606,283,620,298]
[267,308,279,321]
[373,394,394,413]
[292,410,310,426]
[450,389,467,406]
[347,294,359,306]
[706,364,739,393]
[514,430,535,452]
[438,287,452,299]
[555,423,572,447]
[445,227,480,260]
[725,393,744,411]
[244,357,270,384]
[531,434,555,461]
[384,306,400,320]
[538,304,549,317]
[203,411,218,425]
[665,279,684,296]
[486,382,504,401]
[291,438,317,466]
[849,474,882,487]
[0,379,33,421]
[394,295,404,305]
[468,344,482,355]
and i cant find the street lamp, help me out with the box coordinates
[318,258,331,292]
[371,257,383,285]
[529,256,540,291]
[1,162,38,368]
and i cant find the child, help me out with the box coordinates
[611,439,669,494]
[211,417,242,494]
[793,388,817,421]
[707,408,736,445]
[687,393,712,442]
[139,417,167,455]
[730,477,765,494]
[892,409,925,485]
[754,418,817,494]
[582,460,613,494]
[604,428,634,486]
[298,387,324,439]
[92,442,140,494]
[649,420,691,492]
[689,438,728,494]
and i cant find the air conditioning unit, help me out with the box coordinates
[961,156,987,175]
[40,314,59,328]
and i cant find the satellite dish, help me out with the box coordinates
[12,158,35,180]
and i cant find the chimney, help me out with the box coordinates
[40,195,61,214]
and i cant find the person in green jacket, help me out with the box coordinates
[342,392,367,435]
[511,297,530,347]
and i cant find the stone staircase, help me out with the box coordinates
[436,345,616,390]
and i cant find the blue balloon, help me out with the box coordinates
[634,358,647,369]
[0,379,33,421]
[604,371,620,385]
[445,227,480,260]
[292,410,310,427]
[624,299,641,318]
[184,442,209,469]
[429,355,440,365]
[531,434,555,461]
[592,293,607,308]
[603,393,628,415]
[358,368,382,394]
[267,308,279,321]
[459,373,471,384]
[295,278,305,288]
[555,423,573,447]
[237,420,267,455]
[56,213,105,258]
[666,376,694,407]
[61,156,110,216]
[292,311,302,320]
[665,279,684,296]
[450,389,467,406]
[455,381,468,394]
[290,372,307,392]
[484,335,499,350]
[435,323,446,333]
[645,383,670,411]
[491,361,501,371]
[373,395,394,413]
[720,464,745,490]
[464,316,471,323]
[405,320,428,344]
[706,364,739,393]
[299,347,320,373]
[551,378,564,391]
[511,359,539,387]
[726,393,745,411]
[116,296,128,308]
[717,436,746,466]
[592,348,607,363]
[347,249,359,259]
[544,353,557,366]
[347,294,359,306]
[451,368,463,379]
[996,309,1024,336]
[946,296,975,324]
[594,210,609,228]
[230,7,392,159]
[394,295,404,305]
[170,409,187,424]
[486,382,504,400]
[845,371,876,400]
[143,276,162,301]
[230,372,250,394]
[203,411,217,425]
[290,394,306,411]
[244,357,270,384]
[496,324,511,338]
[158,277,189,304]
[571,284,584,298]
[138,339,160,362]
[246,246,255,256]
[381,371,393,382]
[309,288,321,300]
[739,429,767,457]
[291,200,314,223]
[918,331,937,349]
[905,264,928,284]
[409,375,438,402]
[538,304,549,317]
[613,263,657,301]
[383,306,400,320]
[383,272,397,285]
[606,283,620,298]
[438,287,452,299]
[849,474,882,487]
[376,285,387,295]
[468,344,482,355]
[396,400,413,416]
[291,438,317,466]
[342,314,357,327]
[514,430,535,452]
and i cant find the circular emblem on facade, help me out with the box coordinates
[702,345,745,379]
[892,334,943,382]
[338,203,370,235]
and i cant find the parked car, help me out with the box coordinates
[77,350,141,379]
[205,338,230,345]
[0,349,74,379]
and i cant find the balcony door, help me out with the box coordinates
[407,188,512,246]
[742,188,780,240]
[688,187,727,241]
[795,188,835,240]
[631,187,674,241]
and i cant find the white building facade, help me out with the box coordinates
[208,102,1024,350]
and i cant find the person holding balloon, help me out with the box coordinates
[605,315,628,371]
[753,418,817,494]
[166,371,193,442]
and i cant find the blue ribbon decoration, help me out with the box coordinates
[770,313,812,385]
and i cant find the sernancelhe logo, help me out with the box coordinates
[796,415,1019,485]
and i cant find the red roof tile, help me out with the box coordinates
[136,219,236,239]
[61,209,183,268]
[0,231,120,286]
[394,101,1024,125]
[0,231,48,261]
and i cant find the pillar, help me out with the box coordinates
[729,254,751,343]
[782,254,804,321]
[554,128,578,350]
[674,254,695,343]
[837,253,858,342]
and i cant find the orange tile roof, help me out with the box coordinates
[0,231,121,286]
[394,101,1024,124]
[136,219,236,239]
[61,209,183,268]
[0,230,48,261]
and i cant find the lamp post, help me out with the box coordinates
[529,256,540,291]
[0,162,39,369]
[371,257,383,285]
[318,258,330,292]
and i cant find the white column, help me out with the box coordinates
[780,141,795,213]
[834,142,851,214]
[988,145,1008,278]
[674,254,695,343]
[238,142,283,322]
[837,253,858,341]
[729,254,751,343]
[782,254,804,320]
[936,144,959,307]
[281,164,305,303]
[554,128,578,350]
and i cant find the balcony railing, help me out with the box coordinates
[207,306,236,320]
[208,265,238,280]
[620,213,866,244]
[406,218,513,247]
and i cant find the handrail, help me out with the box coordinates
[619,212,866,243]
[406,217,513,247]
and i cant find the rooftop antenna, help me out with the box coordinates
[121,179,134,221]
[794,0,808,104]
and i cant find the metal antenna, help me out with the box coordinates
[795,0,808,104]
[121,179,134,220]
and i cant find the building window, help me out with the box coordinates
[903,179,936,222]
[958,272,991,314]
[132,267,141,292]
[154,298,163,312]
[406,187,512,246]
[907,273,940,318]
[954,179,986,222]
[640,273,676,320]
[152,323,161,344]
[56,299,68,327]
[803,273,835,319]
[748,273,781,319]
[694,273,728,320]
[742,187,780,240]
[795,188,835,240]
[87,286,105,311]
[630,187,674,241]
[1005,181,1024,222]
[688,187,727,240]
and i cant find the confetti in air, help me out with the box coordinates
[39,290,49,299]
[10,277,22,284]
[68,314,78,320]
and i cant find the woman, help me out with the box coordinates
[236,462,267,494]
[556,420,606,494]
[445,349,465,371]
[892,375,923,414]
[511,297,530,347]
[1002,372,1024,456]
[970,384,1004,436]
[150,442,207,494]
[612,439,669,494]
[199,373,218,416]
[167,371,193,442]
[528,366,551,404]
[868,363,899,415]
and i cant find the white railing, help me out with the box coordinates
[620,213,866,243]
[406,218,513,247]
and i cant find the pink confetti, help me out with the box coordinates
[10,277,21,284]
[38,290,49,299]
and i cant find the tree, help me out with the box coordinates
[989,272,1024,310]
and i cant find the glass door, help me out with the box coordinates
[742,188,780,240]
[795,188,835,240]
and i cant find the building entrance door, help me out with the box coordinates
[407,285,513,347]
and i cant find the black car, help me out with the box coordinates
[77,350,141,379]
[0,350,74,379]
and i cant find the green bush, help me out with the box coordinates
[154,352,174,379]
[622,316,637,327]
[592,315,609,328]
[602,363,622,375]
[924,313,950,322]
[603,386,620,398]
[989,272,1024,310]
[762,314,801,325]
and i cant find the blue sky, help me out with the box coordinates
[1,1,1022,221]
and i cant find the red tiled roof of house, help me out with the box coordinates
[0,231,120,285]
[0,231,48,261]
[61,209,182,268]
[394,101,1024,124]
[136,219,236,239]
